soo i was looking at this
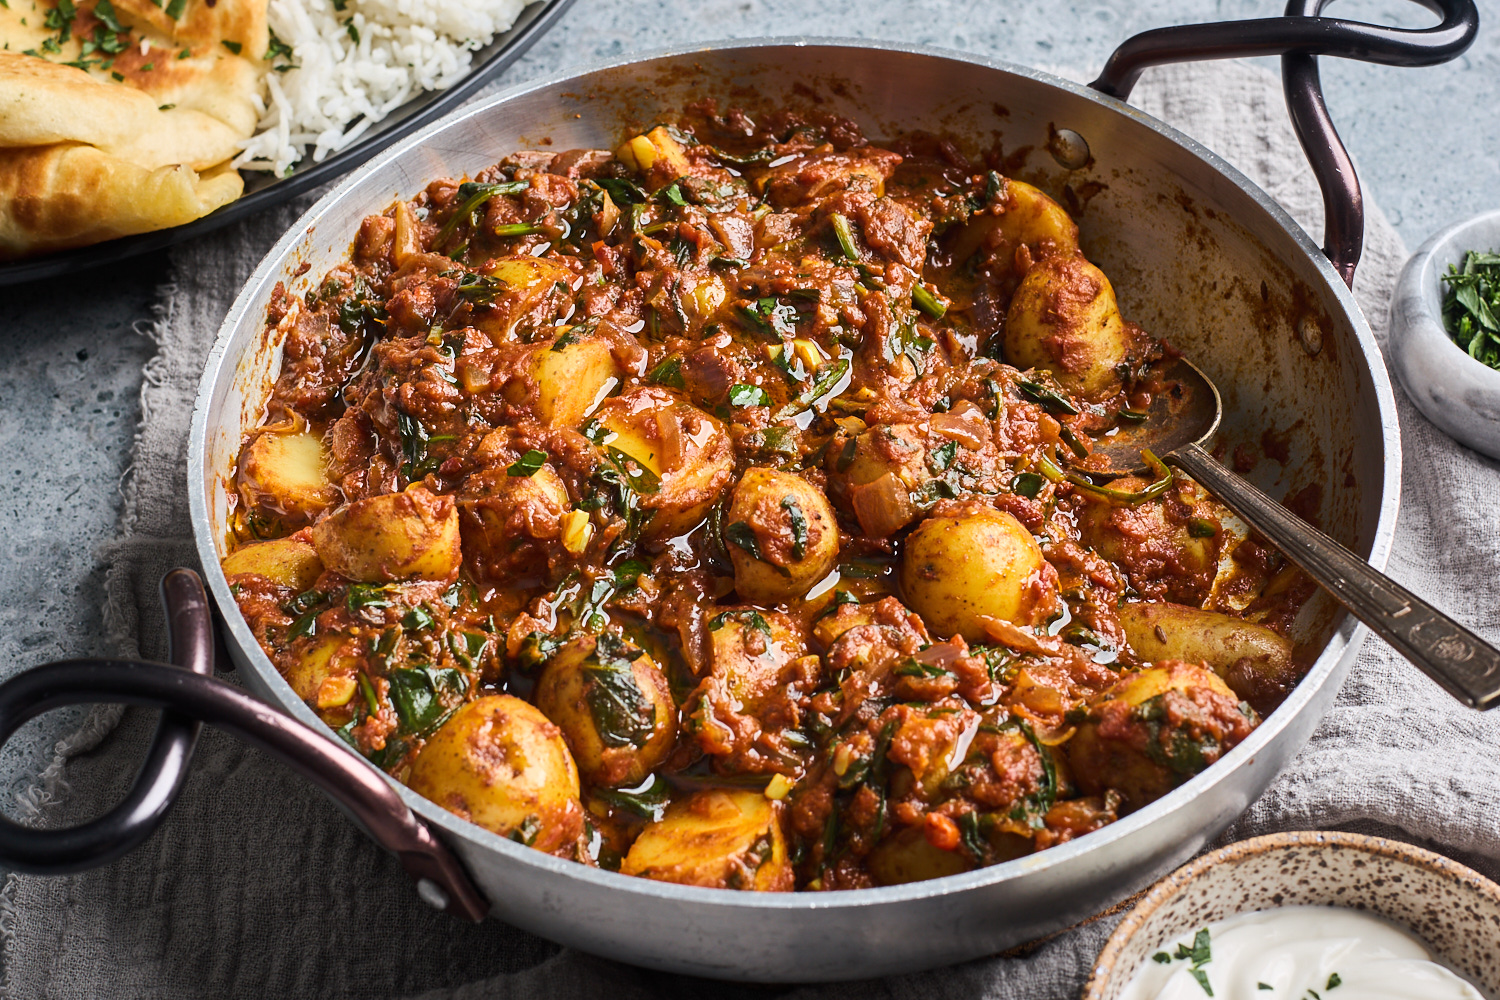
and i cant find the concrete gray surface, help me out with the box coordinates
[0,251,164,795]
[0,0,1495,801]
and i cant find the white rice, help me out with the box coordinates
[233,0,537,176]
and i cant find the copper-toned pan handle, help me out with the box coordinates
[0,571,488,922]
[1089,0,1479,286]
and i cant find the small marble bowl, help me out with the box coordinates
[1081,831,1500,1000]
[1389,209,1500,460]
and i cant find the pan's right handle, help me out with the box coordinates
[1088,0,1478,287]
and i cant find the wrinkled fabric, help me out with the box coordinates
[4,59,1498,1000]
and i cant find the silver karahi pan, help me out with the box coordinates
[0,1,1480,981]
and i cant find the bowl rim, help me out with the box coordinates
[1394,207,1500,387]
[1081,830,1500,999]
[186,36,1402,915]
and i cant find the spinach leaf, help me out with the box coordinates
[596,178,647,205]
[781,497,807,558]
[347,583,393,613]
[584,633,655,748]
[724,521,763,561]
[508,449,547,477]
[592,773,670,821]
[728,383,771,407]
[387,665,468,736]
[647,356,686,389]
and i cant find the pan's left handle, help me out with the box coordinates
[0,570,489,922]
[0,569,212,872]
[1088,0,1479,287]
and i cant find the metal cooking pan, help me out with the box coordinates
[0,2,1478,981]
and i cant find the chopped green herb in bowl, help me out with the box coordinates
[1440,249,1500,369]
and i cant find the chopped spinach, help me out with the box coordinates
[724,521,764,561]
[585,633,656,748]
[387,666,468,736]
[593,773,671,821]
[729,383,772,407]
[508,449,547,477]
[647,355,686,389]
[781,496,808,558]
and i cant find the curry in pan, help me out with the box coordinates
[221,106,1310,891]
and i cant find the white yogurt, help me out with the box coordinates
[1118,905,1484,1000]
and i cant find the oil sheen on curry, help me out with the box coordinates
[223,107,1312,892]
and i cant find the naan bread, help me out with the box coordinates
[0,142,242,255]
[0,0,265,259]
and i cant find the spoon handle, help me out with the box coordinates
[1169,441,1500,709]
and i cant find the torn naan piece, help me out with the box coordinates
[0,143,243,254]
[0,0,266,259]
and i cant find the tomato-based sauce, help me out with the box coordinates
[222,106,1309,891]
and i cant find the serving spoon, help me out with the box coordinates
[1092,356,1500,710]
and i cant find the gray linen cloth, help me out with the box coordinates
[5,59,1500,999]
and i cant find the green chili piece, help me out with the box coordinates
[830,212,859,262]
[435,180,528,246]
[493,222,544,238]
[911,285,947,319]
[1065,449,1173,505]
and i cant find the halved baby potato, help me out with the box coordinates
[532,336,621,427]
[593,388,734,540]
[1067,662,1254,811]
[1004,254,1133,399]
[619,788,792,891]
[899,508,1058,640]
[221,535,323,592]
[407,695,584,853]
[726,468,840,605]
[866,824,970,886]
[237,428,339,531]
[311,485,460,583]
[1118,601,1297,713]
[458,464,570,583]
[534,632,677,788]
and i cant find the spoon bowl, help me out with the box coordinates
[1093,356,1222,473]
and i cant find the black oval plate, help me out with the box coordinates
[0,0,575,286]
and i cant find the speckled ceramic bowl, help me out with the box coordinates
[1389,209,1500,460]
[1082,831,1500,999]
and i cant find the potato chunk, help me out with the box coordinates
[532,335,621,427]
[615,126,693,190]
[593,388,734,540]
[1118,602,1298,714]
[221,536,323,591]
[534,632,676,788]
[726,468,840,605]
[1066,662,1257,811]
[407,695,584,853]
[285,630,363,707]
[472,256,575,342]
[458,464,569,584]
[620,789,792,891]
[866,825,970,886]
[237,428,339,531]
[899,508,1058,640]
[310,485,460,583]
[1074,480,1221,607]
[688,609,815,771]
[1004,254,1134,399]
